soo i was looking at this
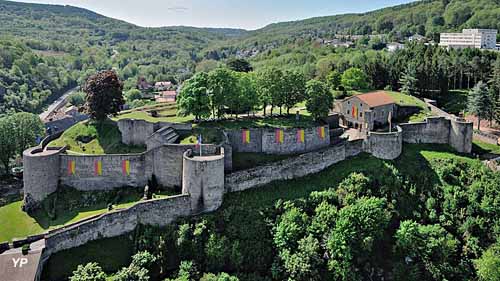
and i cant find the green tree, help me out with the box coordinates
[233,72,258,116]
[399,63,418,96]
[282,71,306,115]
[475,243,500,281]
[326,70,342,92]
[326,197,391,281]
[226,58,253,73]
[114,251,157,281]
[125,89,142,102]
[208,68,239,118]
[0,116,17,174]
[278,235,322,281]
[341,68,370,91]
[394,221,459,281]
[70,262,106,281]
[10,112,44,156]
[468,82,492,131]
[305,80,333,120]
[68,92,86,107]
[177,72,211,121]
[84,70,125,121]
[200,272,239,281]
[256,68,284,116]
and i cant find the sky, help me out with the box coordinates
[12,0,415,30]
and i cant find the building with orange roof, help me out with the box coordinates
[334,91,396,131]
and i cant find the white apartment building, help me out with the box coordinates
[439,29,498,50]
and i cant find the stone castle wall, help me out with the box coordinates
[20,114,474,266]
[226,143,350,193]
[44,148,226,256]
[364,126,403,160]
[44,195,193,255]
[226,126,330,155]
[400,117,473,153]
[118,119,192,146]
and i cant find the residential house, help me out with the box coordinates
[334,91,396,131]
[155,90,177,103]
[155,81,173,91]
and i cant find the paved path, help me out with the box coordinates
[39,87,79,122]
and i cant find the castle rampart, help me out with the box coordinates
[19,114,474,267]
[226,125,330,155]
[364,126,403,160]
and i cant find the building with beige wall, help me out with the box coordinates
[439,29,497,50]
[335,91,396,131]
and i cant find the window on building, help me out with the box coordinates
[360,112,363,118]
[347,110,350,115]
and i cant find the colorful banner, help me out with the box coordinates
[297,129,305,143]
[242,129,250,144]
[318,127,326,139]
[94,160,102,176]
[122,160,131,176]
[352,106,358,118]
[68,160,76,176]
[275,129,284,144]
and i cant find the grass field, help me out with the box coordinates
[49,120,145,155]
[0,189,173,243]
[473,140,500,157]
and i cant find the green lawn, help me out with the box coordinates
[0,189,173,243]
[49,120,146,155]
[473,140,500,158]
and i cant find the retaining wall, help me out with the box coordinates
[44,195,192,255]
[226,142,352,193]
[226,126,330,155]
[118,119,192,146]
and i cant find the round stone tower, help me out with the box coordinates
[23,147,63,211]
[182,148,225,213]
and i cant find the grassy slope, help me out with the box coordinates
[0,190,173,243]
[49,120,145,155]
[43,144,479,280]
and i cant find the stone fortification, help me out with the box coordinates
[400,117,473,153]
[364,126,403,160]
[118,119,192,146]
[226,125,330,155]
[19,114,474,268]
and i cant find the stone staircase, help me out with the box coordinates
[156,127,179,144]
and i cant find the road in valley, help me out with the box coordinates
[39,86,79,122]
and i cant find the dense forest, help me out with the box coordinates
[1,0,500,114]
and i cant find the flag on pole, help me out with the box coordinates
[122,160,131,176]
[242,129,250,144]
[68,160,76,176]
[195,134,202,149]
[94,160,102,176]
[275,129,284,144]
[297,129,305,143]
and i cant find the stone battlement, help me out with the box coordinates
[20,115,473,267]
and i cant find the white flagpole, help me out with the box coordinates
[199,134,202,157]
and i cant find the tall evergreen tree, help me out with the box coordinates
[399,63,418,96]
[468,82,492,131]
